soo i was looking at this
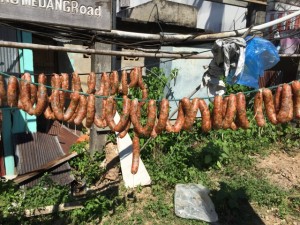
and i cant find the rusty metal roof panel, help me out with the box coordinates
[45,120,81,154]
[14,132,74,187]
[58,126,80,154]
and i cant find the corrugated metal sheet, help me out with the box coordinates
[0,25,20,74]
[14,132,74,187]
[58,126,80,154]
[259,71,283,88]
[46,120,80,154]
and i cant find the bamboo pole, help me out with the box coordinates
[95,10,300,42]
[0,41,214,59]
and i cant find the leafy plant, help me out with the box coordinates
[69,142,105,185]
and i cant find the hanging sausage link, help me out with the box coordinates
[212,95,223,129]
[254,91,266,127]
[182,98,199,130]
[198,99,212,132]
[262,88,278,125]
[235,92,249,129]
[277,84,293,123]
[165,100,185,133]
[130,98,157,137]
[85,94,96,128]
[131,132,140,175]
[7,76,19,107]
[87,72,96,94]
[151,98,169,138]
[291,81,300,119]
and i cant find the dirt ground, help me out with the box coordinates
[256,151,300,190]
[98,144,300,225]
[254,150,300,225]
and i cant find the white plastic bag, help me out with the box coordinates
[174,183,218,222]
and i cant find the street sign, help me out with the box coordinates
[0,0,111,30]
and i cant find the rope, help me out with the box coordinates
[0,71,297,102]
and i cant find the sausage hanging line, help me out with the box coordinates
[1,70,300,175]
[0,71,299,102]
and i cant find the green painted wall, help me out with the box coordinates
[3,31,36,176]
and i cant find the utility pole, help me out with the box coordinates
[89,0,113,154]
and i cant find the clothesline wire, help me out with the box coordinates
[0,71,297,103]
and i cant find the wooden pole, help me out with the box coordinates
[89,0,112,155]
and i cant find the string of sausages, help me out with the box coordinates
[1,70,300,175]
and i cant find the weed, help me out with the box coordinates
[69,141,105,185]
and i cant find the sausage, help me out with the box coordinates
[165,101,185,133]
[61,73,69,91]
[222,97,228,119]
[67,103,79,123]
[198,99,212,132]
[212,95,223,129]
[254,91,265,127]
[236,92,250,129]
[128,68,139,88]
[63,91,80,121]
[103,72,110,96]
[74,95,88,125]
[87,72,96,94]
[30,84,37,106]
[119,70,128,96]
[51,89,64,121]
[230,122,238,131]
[7,76,19,107]
[291,81,300,119]
[96,73,105,96]
[274,86,282,114]
[51,73,61,91]
[34,73,48,116]
[109,71,119,95]
[262,88,277,125]
[44,104,55,120]
[119,120,131,138]
[0,75,7,106]
[60,73,69,108]
[131,132,140,175]
[222,96,239,130]
[72,72,81,92]
[182,98,199,130]
[277,84,293,123]
[137,67,146,90]
[105,96,117,130]
[154,98,169,135]
[222,94,237,129]
[130,98,157,137]
[114,96,131,132]
[22,73,34,115]
[94,99,107,128]
[85,94,96,128]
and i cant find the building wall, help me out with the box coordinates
[160,44,213,118]
[118,0,247,32]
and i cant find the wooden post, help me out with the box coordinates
[89,0,112,154]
